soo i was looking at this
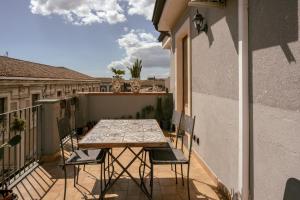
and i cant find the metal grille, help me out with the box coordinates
[0,105,42,188]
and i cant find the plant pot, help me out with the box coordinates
[112,77,123,93]
[130,78,141,93]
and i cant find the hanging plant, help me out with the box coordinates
[11,118,25,132]
[0,134,21,200]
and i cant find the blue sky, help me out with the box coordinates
[0,0,169,79]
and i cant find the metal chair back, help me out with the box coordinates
[57,117,76,165]
[171,110,182,127]
[178,114,196,162]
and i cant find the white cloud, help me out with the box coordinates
[126,0,155,20]
[29,0,126,25]
[107,30,170,75]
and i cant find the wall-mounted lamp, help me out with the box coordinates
[192,9,208,34]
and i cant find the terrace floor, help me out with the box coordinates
[12,145,226,200]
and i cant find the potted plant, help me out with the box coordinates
[111,68,125,93]
[11,117,25,133]
[127,59,142,93]
[0,134,21,200]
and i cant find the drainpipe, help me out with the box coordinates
[238,0,249,199]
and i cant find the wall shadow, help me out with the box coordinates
[248,1,298,199]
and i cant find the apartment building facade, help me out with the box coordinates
[0,56,100,113]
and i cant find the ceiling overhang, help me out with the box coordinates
[152,0,189,32]
[188,0,226,8]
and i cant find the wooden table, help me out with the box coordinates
[78,119,168,199]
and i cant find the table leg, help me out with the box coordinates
[101,148,151,200]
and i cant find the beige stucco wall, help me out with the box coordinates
[249,0,300,199]
[77,93,167,124]
[169,1,239,192]
[167,0,300,199]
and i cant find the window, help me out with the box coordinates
[0,98,6,114]
[182,36,188,110]
[32,94,40,106]
[57,91,62,97]
[73,89,76,94]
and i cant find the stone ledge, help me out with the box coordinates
[78,92,168,96]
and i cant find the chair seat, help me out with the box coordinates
[66,149,106,165]
[144,138,174,152]
[150,148,188,165]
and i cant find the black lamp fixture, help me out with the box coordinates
[193,9,208,34]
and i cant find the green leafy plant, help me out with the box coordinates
[141,105,155,119]
[0,134,21,199]
[111,67,125,78]
[127,59,142,79]
[162,94,174,130]
[136,112,140,119]
[0,135,21,160]
[155,97,163,126]
[11,118,25,132]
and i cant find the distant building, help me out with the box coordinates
[0,56,100,113]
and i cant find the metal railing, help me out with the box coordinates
[0,105,42,188]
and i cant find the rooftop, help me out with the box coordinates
[0,56,95,80]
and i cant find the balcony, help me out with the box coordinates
[0,93,228,200]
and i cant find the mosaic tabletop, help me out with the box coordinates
[78,119,168,148]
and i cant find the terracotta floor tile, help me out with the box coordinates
[12,146,225,200]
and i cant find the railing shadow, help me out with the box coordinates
[13,166,57,200]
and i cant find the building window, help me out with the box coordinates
[73,89,76,94]
[82,88,84,92]
[0,98,6,114]
[32,94,40,106]
[100,86,107,92]
[57,91,62,97]
[89,87,92,92]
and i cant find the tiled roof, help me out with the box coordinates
[0,56,95,80]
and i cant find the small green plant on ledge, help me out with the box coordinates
[111,67,125,78]
[127,59,142,79]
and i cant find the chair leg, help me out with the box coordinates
[150,163,154,198]
[99,163,103,200]
[175,164,177,184]
[76,165,80,184]
[103,161,107,186]
[187,164,191,200]
[63,166,67,200]
[73,166,76,187]
[181,164,184,186]
[142,151,146,180]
